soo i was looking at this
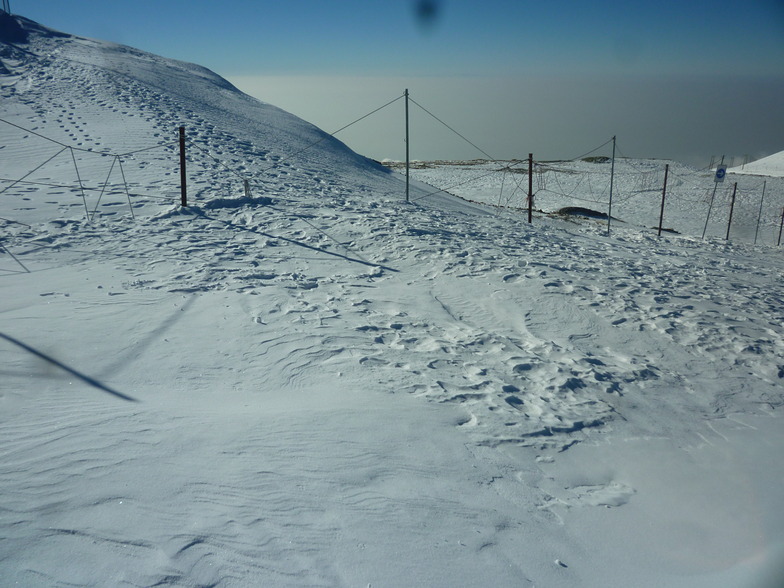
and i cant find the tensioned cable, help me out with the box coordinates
[404,94,543,204]
[411,157,544,204]
[254,93,405,178]
[117,141,178,157]
[411,164,511,203]
[264,203,375,266]
[614,143,670,177]
[0,176,168,194]
[175,93,407,262]
[0,116,177,157]
[407,97,496,161]
[548,169,595,203]
[1,176,179,206]
[0,147,68,196]
[182,94,407,192]
[398,93,537,203]
[187,140,248,183]
[0,117,70,149]
[569,137,615,162]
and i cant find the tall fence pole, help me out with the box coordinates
[657,163,669,237]
[179,126,187,207]
[725,182,737,240]
[404,89,410,202]
[778,208,784,246]
[607,135,616,235]
[753,180,766,245]
[527,153,533,224]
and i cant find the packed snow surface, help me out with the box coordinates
[2,14,784,587]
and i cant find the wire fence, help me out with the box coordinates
[385,101,783,246]
[2,88,783,274]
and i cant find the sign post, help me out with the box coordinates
[702,156,725,239]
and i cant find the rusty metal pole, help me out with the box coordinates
[657,163,669,237]
[527,153,533,223]
[725,182,737,240]
[753,180,766,245]
[179,126,187,207]
[405,89,410,202]
[607,136,616,235]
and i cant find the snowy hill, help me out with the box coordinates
[2,14,784,588]
[730,150,784,178]
[0,12,413,211]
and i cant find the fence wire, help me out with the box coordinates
[2,95,783,253]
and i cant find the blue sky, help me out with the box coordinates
[12,0,784,164]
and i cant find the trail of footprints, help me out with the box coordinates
[349,299,627,451]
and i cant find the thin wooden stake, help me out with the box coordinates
[777,208,784,246]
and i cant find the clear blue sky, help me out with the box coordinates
[11,0,784,164]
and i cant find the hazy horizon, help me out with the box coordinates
[13,0,784,167]
[229,73,784,168]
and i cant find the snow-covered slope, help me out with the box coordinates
[0,12,417,213]
[730,150,784,178]
[2,14,784,588]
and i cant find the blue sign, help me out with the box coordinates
[715,165,727,183]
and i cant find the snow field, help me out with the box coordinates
[2,14,784,587]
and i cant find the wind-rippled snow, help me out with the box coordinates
[2,14,783,588]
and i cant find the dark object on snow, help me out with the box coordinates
[555,206,610,220]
